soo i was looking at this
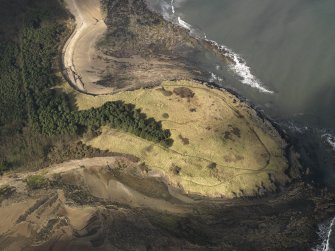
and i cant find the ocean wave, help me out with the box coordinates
[156,0,173,20]
[177,17,192,31]
[169,1,273,94]
[205,39,273,94]
[322,133,335,151]
[171,0,175,14]
[313,216,335,251]
[285,122,309,134]
[209,72,223,83]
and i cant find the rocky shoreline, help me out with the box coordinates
[97,0,335,249]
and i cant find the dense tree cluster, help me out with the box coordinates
[30,98,173,147]
[0,0,173,170]
[76,102,173,147]
[0,40,26,129]
[0,161,10,175]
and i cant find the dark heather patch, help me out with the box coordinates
[173,87,195,98]
[179,135,190,145]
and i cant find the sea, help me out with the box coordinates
[147,0,335,249]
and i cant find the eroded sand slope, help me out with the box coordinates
[0,157,194,250]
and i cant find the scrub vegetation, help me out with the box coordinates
[26,175,49,190]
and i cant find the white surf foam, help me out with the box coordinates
[209,72,223,83]
[205,39,273,94]
[322,133,335,151]
[171,0,175,14]
[166,0,273,93]
[285,122,308,134]
[177,16,192,30]
[313,217,335,251]
[158,1,173,19]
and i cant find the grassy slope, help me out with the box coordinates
[61,80,291,197]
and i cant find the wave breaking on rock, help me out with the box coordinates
[169,0,273,94]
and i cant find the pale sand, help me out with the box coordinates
[0,157,192,250]
[63,0,114,94]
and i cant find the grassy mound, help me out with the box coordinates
[62,80,292,197]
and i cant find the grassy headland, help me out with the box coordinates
[0,0,296,197]
[61,80,297,197]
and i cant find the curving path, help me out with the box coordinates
[63,0,114,94]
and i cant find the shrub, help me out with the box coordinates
[26,175,49,190]
[0,185,16,197]
[0,161,10,175]
[170,164,181,175]
[207,162,217,170]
